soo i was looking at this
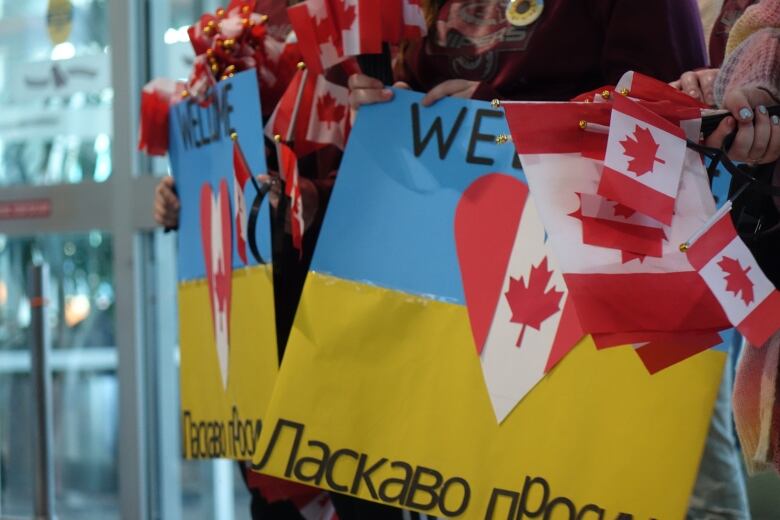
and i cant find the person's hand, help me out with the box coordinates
[670,68,719,106]
[705,87,780,165]
[420,79,480,107]
[348,74,410,110]
[258,173,282,209]
[154,176,180,229]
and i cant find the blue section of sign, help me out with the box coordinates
[311,89,524,304]
[168,70,269,281]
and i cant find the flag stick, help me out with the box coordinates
[679,181,750,252]
[230,131,265,195]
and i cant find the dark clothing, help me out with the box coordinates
[400,0,708,101]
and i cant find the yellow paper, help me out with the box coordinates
[253,273,725,518]
[179,264,278,460]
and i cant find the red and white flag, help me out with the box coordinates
[266,69,350,156]
[503,100,730,342]
[278,142,305,252]
[305,73,350,151]
[599,94,687,226]
[232,140,253,265]
[687,212,780,346]
[332,0,382,56]
[287,0,344,75]
[402,0,427,38]
[571,193,666,258]
[455,174,583,422]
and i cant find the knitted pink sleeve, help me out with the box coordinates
[714,0,780,105]
[714,28,780,104]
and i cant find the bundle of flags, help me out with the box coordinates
[502,71,780,374]
[287,0,427,75]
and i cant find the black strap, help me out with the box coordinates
[247,181,271,265]
[685,139,780,196]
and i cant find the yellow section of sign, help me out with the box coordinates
[253,272,725,518]
[179,264,278,460]
[47,0,73,45]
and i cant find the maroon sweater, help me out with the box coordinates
[399,0,708,101]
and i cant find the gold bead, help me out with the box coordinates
[242,17,250,27]
[495,134,508,144]
[619,88,629,96]
[273,134,282,143]
[578,120,588,130]
[216,8,226,18]
[181,90,190,98]
[203,25,214,36]
[259,14,269,24]
[296,61,306,70]
[211,63,219,73]
[679,243,689,253]
[490,99,501,109]
[601,89,611,100]
[230,132,238,141]
[242,5,251,14]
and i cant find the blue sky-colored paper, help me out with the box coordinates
[311,89,524,305]
[168,70,270,282]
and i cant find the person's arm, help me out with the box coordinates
[594,0,708,84]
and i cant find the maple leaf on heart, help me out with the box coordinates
[611,201,636,219]
[718,255,755,305]
[214,257,231,314]
[504,257,564,348]
[621,125,666,176]
[317,92,346,128]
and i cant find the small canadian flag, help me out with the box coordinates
[571,192,666,258]
[278,142,305,252]
[265,69,350,157]
[598,94,687,226]
[687,211,780,346]
[287,0,344,75]
[232,140,252,265]
[334,0,382,56]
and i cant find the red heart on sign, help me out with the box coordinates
[454,173,582,370]
[454,173,528,355]
[200,179,233,390]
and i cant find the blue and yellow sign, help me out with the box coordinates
[169,70,277,460]
[251,90,726,517]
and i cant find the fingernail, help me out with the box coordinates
[382,89,392,97]
[725,116,735,127]
[758,105,768,115]
[739,107,753,120]
[772,115,780,125]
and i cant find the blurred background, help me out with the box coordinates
[0,1,253,518]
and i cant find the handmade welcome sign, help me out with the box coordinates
[251,90,727,517]
[169,70,278,460]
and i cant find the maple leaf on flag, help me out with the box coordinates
[611,201,636,219]
[504,258,564,348]
[621,125,666,176]
[316,92,346,128]
[332,0,356,29]
[718,256,755,305]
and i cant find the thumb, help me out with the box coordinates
[704,115,736,149]
[393,81,411,90]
